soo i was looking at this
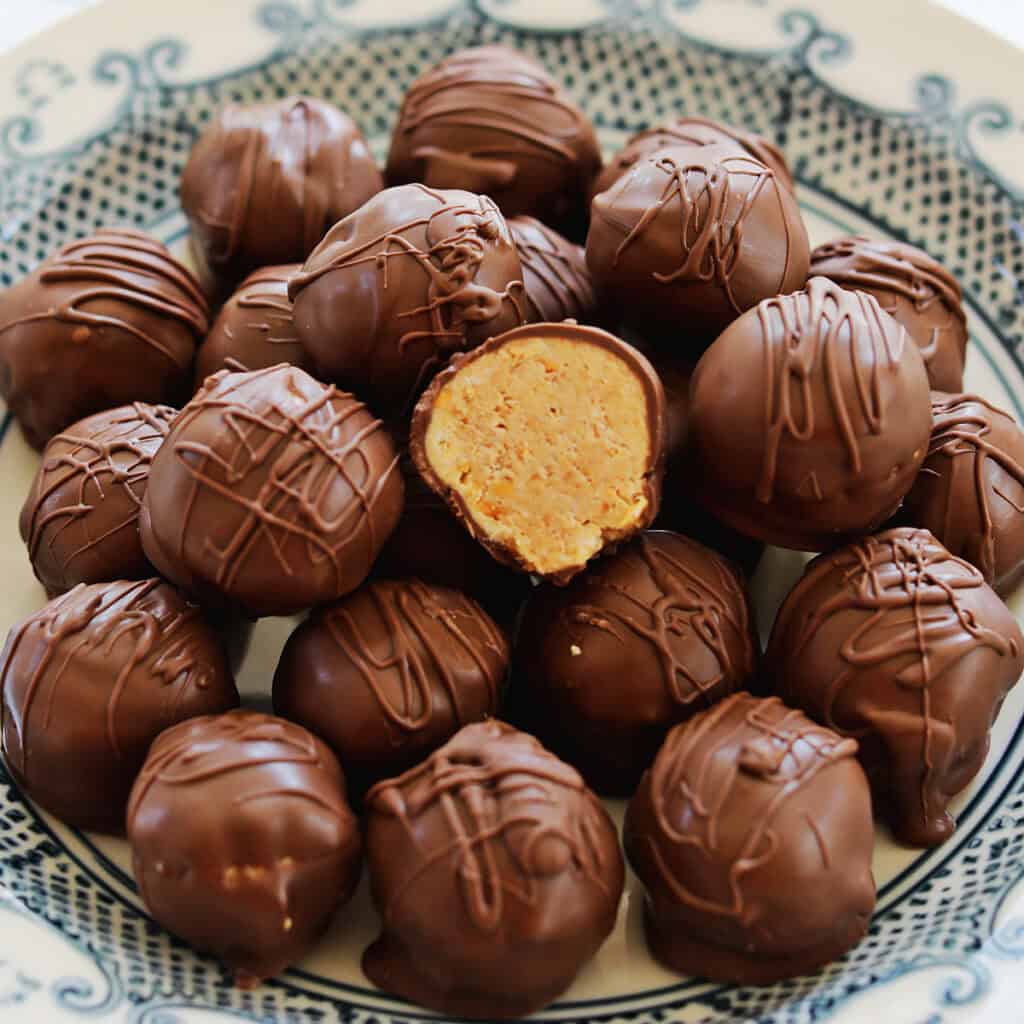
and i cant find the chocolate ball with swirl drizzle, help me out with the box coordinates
[20,403,176,597]
[273,580,510,793]
[514,531,758,795]
[181,97,383,297]
[902,393,1024,597]
[0,229,207,450]
[194,264,314,385]
[767,527,1024,846]
[290,185,525,416]
[386,47,601,236]
[127,709,361,988]
[139,365,404,618]
[687,277,932,551]
[810,236,968,393]
[586,144,809,354]
[0,579,238,833]
[624,692,876,984]
[363,720,624,1018]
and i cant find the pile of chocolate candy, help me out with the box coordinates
[1,44,1022,1018]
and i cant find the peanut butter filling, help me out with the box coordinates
[423,334,654,576]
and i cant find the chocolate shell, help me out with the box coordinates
[687,277,932,551]
[410,322,666,584]
[363,720,624,1018]
[0,229,207,450]
[20,403,176,596]
[386,46,601,235]
[181,97,382,296]
[290,185,526,415]
[0,579,239,833]
[128,710,361,987]
[767,527,1024,846]
[515,530,758,795]
[624,693,876,984]
[810,236,968,393]
[139,365,403,618]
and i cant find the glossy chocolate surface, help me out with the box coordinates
[767,528,1024,846]
[128,709,361,987]
[0,579,238,833]
[903,393,1024,597]
[0,229,207,450]
[363,720,623,1018]
[139,365,403,618]
[181,97,382,295]
[810,236,968,393]
[20,403,176,596]
[515,530,758,795]
[290,184,525,415]
[586,144,809,352]
[624,693,875,983]
[687,277,932,551]
[273,579,509,790]
[386,46,601,234]
[194,264,313,384]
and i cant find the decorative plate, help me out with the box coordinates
[1,1,1023,1021]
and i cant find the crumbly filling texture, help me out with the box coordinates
[424,335,654,576]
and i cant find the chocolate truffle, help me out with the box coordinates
[508,216,599,325]
[0,579,238,833]
[193,264,313,384]
[591,114,795,201]
[127,709,361,987]
[810,236,968,393]
[139,365,403,618]
[624,693,875,984]
[386,46,601,235]
[290,185,525,415]
[363,720,624,1018]
[181,97,382,295]
[586,144,809,352]
[371,451,530,623]
[411,322,666,583]
[20,403,176,596]
[903,393,1024,596]
[274,580,509,790]
[767,528,1024,846]
[0,229,207,450]
[687,277,932,551]
[515,531,758,795]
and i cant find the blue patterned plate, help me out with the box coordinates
[1,1,1023,1021]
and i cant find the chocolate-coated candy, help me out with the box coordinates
[903,393,1024,597]
[515,531,758,795]
[0,229,207,450]
[810,236,968,393]
[290,185,525,415]
[386,47,601,235]
[140,365,403,618]
[688,277,932,551]
[273,579,509,790]
[181,97,382,296]
[767,528,1024,846]
[193,264,314,385]
[625,693,876,984]
[0,580,238,833]
[587,144,809,353]
[128,710,361,987]
[20,403,176,596]
[363,720,623,1018]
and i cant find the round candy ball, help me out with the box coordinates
[128,709,361,987]
[0,579,238,833]
[687,276,932,551]
[139,365,404,618]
